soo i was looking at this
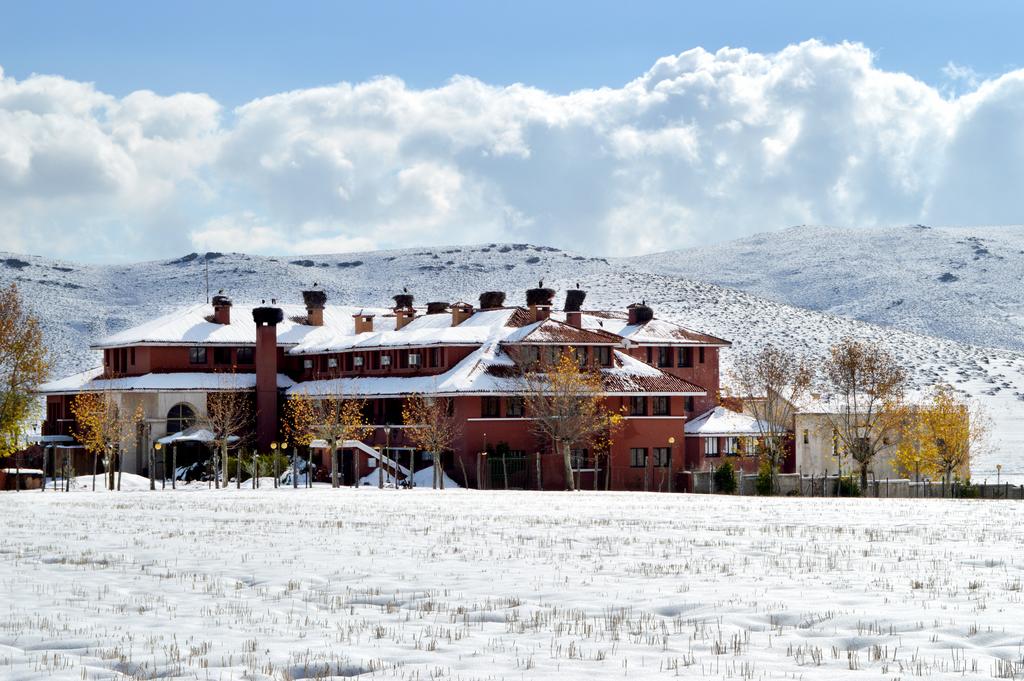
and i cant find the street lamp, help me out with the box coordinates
[667,436,676,493]
[154,442,164,490]
[270,442,278,488]
[997,464,1002,486]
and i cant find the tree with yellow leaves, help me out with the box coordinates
[402,394,461,489]
[0,283,50,457]
[894,384,988,485]
[70,389,143,490]
[284,391,374,487]
[521,347,624,491]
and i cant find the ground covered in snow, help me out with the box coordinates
[2,488,1023,680]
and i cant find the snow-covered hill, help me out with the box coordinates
[3,242,1023,481]
[627,224,1024,351]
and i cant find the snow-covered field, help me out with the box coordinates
[2,486,1023,680]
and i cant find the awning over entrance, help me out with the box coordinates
[157,427,240,445]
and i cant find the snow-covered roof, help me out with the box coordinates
[38,368,294,395]
[93,300,728,354]
[574,313,730,347]
[684,406,778,436]
[503,317,625,345]
[290,308,522,354]
[93,303,391,349]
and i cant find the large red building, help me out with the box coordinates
[39,286,767,490]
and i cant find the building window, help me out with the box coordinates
[704,437,719,457]
[646,347,653,364]
[166,403,196,434]
[380,354,392,368]
[629,396,647,416]
[630,448,647,468]
[685,396,694,413]
[189,347,207,364]
[658,346,671,367]
[802,429,809,445]
[481,396,501,418]
[652,447,670,467]
[596,346,612,366]
[506,397,525,417]
[744,437,758,457]
[327,357,338,368]
[430,347,443,368]
[213,347,232,365]
[574,346,588,368]
[652,396,670,416]
[677,347,693,368]
[699,347,705,363]
[724,437,739,456]
[130,347,136,366]
[236,347,254,364]
[409,353,420,366]
[303,359,313,370]
[353,355,364,369]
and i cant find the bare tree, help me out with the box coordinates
[521,348,623,491]
[284,391,374,487]
[730,344,813,491]
[402,394,461,489]
[819,338,908,490]
[201,383,254,488]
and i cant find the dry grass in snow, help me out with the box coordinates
[1,488,1023,680]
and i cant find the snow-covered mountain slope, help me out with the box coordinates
[626,224,1024,351]
[3,243,1023,481]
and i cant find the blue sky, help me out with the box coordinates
[2,1,1019,106]
[1,2,1023,261]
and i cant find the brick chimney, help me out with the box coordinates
[451,301,474,326]
[627,302,654,325]
[212,294,232,325]
[354,312,375,333]
[564,288,585,328]
[526,282,555,322]
[252,305,284,452]
[302,289,327,326]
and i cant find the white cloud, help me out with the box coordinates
[1,41,1023,261]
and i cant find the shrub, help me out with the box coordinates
[837,475,861,497]
[714,462,737,494]
[755,458,774,496]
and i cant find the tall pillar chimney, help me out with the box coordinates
[212,294,232,325]
[302,289,327,326]
[564,288,586,328]
[526,282,555,323]
[252,305,284,452]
